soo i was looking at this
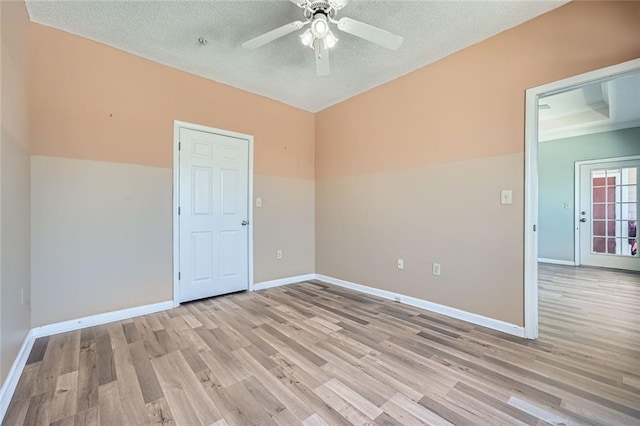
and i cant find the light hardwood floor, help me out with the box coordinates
[3,264,640,425]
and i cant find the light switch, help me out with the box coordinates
[432,263,441,276]
[501,190,513,205]
[256,197,262,208]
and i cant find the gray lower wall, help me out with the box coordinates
[29,156,317,326]
[0,131,31,381]
[539,127,640,262]
[316,153,525,326]
[30,156,172,326]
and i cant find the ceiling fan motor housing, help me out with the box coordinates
[304,1,336,19]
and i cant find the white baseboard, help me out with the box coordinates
[538,258,575,266]
[315,274,525,338]
[31,300,174,338]
[253,274,316,291]
[0,330,35,422]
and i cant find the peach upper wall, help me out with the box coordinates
[315,1,640,179]
[1,0,30,149]
[29,24,314,179]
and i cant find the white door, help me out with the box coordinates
[178,127,250,302]
[579,159,639,270]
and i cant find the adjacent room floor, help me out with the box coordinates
[3,264,639,425]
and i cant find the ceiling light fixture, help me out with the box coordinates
[323,31,338,49]
[300,28,314,47]
[311,15,329,38]
[300,13,338,51]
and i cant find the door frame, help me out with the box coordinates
[172,120,255,307]
[574,155,640,266]
[524,58,640,340]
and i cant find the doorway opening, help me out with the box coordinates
[524,58,640,339]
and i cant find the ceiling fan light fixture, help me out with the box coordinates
[300,28,314,47]
[311,14,329,38]
[323,30,338,49]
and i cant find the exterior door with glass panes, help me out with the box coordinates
[579,159,639,270]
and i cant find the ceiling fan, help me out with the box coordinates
[242,0,404,77]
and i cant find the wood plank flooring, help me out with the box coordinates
[3,264,640,425]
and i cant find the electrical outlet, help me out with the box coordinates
[432,263,441,276]
[276,249,283,259]
[256,197,262,207]
[397,259,404,269]
[394,296,401,303]
[563,202,571,209]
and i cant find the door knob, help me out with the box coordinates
[580,218,587,223]
[241,220,249,226]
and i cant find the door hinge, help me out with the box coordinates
[533,224,537,232]
[178,206,181,215]
[178,141,181,150]
[178,272,181,280]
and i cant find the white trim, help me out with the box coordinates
[574,162,581,266]
[574,155,640,165]
[538,258,576,266]
[172,120,254,306]
[173,121,180,307]
[253,274,316,291]
[0,330,35,422]
[315,274,525,338]
[31,301,173,338]
[539,119,640,143]
[525,85,540,340]
[524,58,640,341]
[248,135,255,295]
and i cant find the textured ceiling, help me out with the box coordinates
[25,0,567,112]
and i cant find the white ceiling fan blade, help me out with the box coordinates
[242,21,305,50]
[336,17,403,50]
[329,0,349,10]
[315,39,330,77]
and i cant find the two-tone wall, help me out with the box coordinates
[315,1,640,326]
[4,0,640,366]
[0,0,31,383]
[539,127,640,262]
[29,24,315,326]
